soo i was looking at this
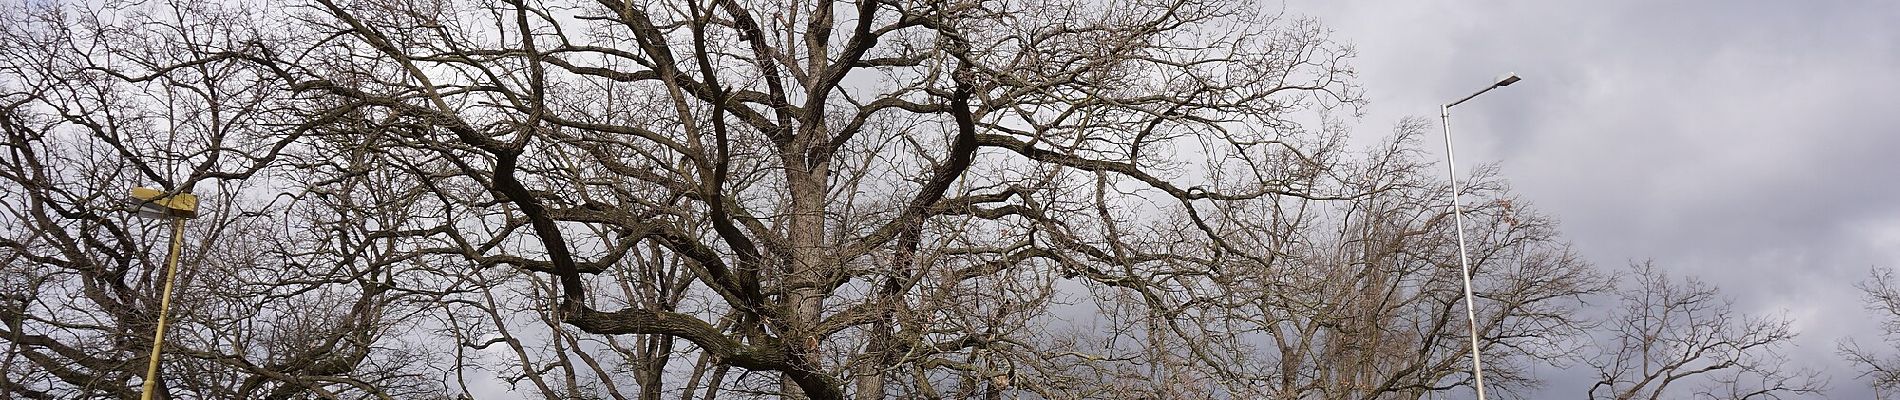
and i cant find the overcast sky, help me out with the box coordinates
[1296,0,1900,397]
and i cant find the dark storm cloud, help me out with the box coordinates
[1300,0,1900,397]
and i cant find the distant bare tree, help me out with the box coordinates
[1841,267,1900,399]
[1586,262,1823,400]
[1076,120,1608,399]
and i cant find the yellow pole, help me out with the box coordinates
[140,217,185,400]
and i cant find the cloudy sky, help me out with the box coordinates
[1297,0,1900,397]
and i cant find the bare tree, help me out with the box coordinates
[231,0,1370,398]
[1067,120,1608,399]
[1586,262,1824,400]
[0,1,440,398]
[1841,267,1900,399]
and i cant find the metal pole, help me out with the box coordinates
[1441,105,1488,400]
[140,217,185,400]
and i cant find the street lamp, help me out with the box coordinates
[1440,72,1520,400]
[123,187,198,400]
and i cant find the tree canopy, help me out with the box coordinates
[0,1,1825,399]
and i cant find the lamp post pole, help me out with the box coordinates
[124,187,198,400]
[140,217,186,400]
[1440,72,1521,400]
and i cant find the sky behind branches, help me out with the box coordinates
[1298,0,1900,397]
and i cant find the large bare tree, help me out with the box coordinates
[242,0,1372,398]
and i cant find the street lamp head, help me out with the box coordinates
[1494,73,1522,87]
[1445,71,1524,109]
[124,187,199,219]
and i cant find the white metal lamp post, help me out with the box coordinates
[123,187,198,400]
[1440,72,1520,400]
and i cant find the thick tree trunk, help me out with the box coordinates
[783,158,837,399]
